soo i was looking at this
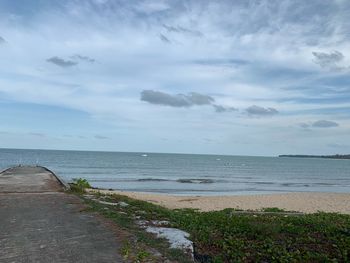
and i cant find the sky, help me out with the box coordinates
[0,0,350,156]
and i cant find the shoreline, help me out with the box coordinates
[88,189,350,214]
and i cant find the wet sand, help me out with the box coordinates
[89,189,350,214]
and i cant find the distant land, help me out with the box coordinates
[279,154,350,160]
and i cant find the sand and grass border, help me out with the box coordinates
[68,183,350,262]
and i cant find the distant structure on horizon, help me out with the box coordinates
[279,154,350,160]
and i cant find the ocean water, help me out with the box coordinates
[0,148,350,196]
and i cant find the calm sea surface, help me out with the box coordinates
[1,148,349,195]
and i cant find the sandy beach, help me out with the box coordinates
[89,189,350,214]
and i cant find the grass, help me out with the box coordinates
[70,178,91,193]
[182,210,350,262]
[120,240,153,263]
[262,207,286,213]
[76,192,193,262]
[69,181,350,262]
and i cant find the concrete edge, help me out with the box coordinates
[40,166,71,191]
[0,165,25,174]
[0,166,17,174]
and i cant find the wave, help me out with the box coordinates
[176,178,215,184]
[280,182,337,187]
[253,181,275,185]
[88,177,172,183]
[137,178,171,182]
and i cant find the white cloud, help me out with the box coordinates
[0,0,349,154]
[134,0,170,14]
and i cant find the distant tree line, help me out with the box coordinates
[279,154,350,159]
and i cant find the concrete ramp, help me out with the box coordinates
[0,166,62,193]
[0,166,123,263]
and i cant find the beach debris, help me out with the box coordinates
[136,220,170,228]
[151,220,170,226]
[136,220,149,227]
[98,200,119,206]
[83,194,95,199]
[98,200,129,207]
[118,201,129,207]
[145,227,193,254]
[135,217,192,254]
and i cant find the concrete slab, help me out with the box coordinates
[0,166,62,193]
[0,166,123,262]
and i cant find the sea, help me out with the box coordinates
[1,148,349,196]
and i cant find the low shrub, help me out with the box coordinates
[70,178,91,193]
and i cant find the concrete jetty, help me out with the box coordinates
[0,166,123,262]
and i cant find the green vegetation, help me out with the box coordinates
[120,240,153,263]
[81,193,192,262]
[70,178,91,193]
[279,154,350,160]
[70,186,350,262]
[182,210,350,262]
[262,207,286,213]
[120,241,132,260]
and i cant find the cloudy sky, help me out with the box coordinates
[0,0,350,156]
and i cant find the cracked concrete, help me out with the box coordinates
[0,166,123,263]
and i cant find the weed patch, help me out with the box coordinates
[71,187,350,262]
